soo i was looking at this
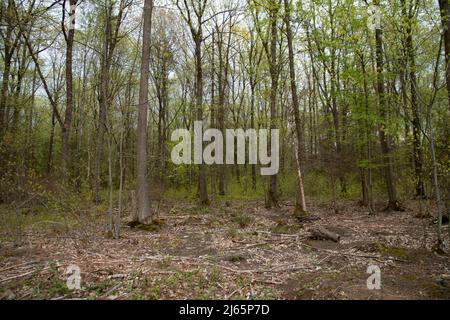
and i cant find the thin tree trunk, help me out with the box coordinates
[210,31,216,194]
[195,32,209,205]
[266,7,279,208]
[117,116,125,239]
[47,108,57,174]
[402,0,425,198]
[374,1,400,211]
[284,0,306,213]
[250,83,257,190]
[107,122,114,238]
[361,55,375,214]
[93,4,111,203]
[216,25,228,196]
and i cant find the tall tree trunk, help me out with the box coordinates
[284,0,306,213]
[439,0,450,112]
[0,0,17,137]
[195,31,209,205]
[136,0,153,223]
[216,24,228,196]
[93,4,112,203]
[361,54,375,214]
[210,31,216,194]
[62,0,77,184]
[26,65,37,168]
[266,7,279,208]
[402,0,425,198]
[93,0,124,203]
[12,43,27,133]
[374,1,400,211]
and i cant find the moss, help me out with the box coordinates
[152,217,166,226]
[105,230,114,238]
[136,223,162,232]
[374,242,409,259]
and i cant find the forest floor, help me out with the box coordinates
[0,198,449,300]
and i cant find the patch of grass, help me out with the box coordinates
[18,262,72,299]
[165,186,196,201]
[0,206,76,237]
[235,275,253,288]
[232,213,253,228]
[225,228,239,239]
[208,267,221,284]
[219,178,266,201]
[165,270,198,286]
[87,279,115,296]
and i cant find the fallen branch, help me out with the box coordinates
[308,226,340,242]
[0,260,38,273]
[101,283,122,299]
[0,266,51,283]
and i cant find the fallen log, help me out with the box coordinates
[308,226,340,242]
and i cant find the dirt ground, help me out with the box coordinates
[0,199,449,300]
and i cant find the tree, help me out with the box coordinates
[373,0,401,211]
[438,0,450,112]
[136,0,154,223]
[242,23,263,191]
[252,0,282,208]
[400,0,425,198]
[283,0,306,213]
[93,0,130,203]
[176,0,209,205]
[0,0,20,137]
[61,0,77,183]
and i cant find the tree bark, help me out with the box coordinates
[136,0,153,223]
[374,1,400,211]
[266,5,280,208]
[402,0,425,198]
[61,0,77,184]
[439,0,450,112]
[0,0,19,137]
[195,32,209,205]
[93,4,112,203]
[284,0,307,213]
[93,0,126,202]
[309,226,340,242]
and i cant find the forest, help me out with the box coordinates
[0,0,449,300]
